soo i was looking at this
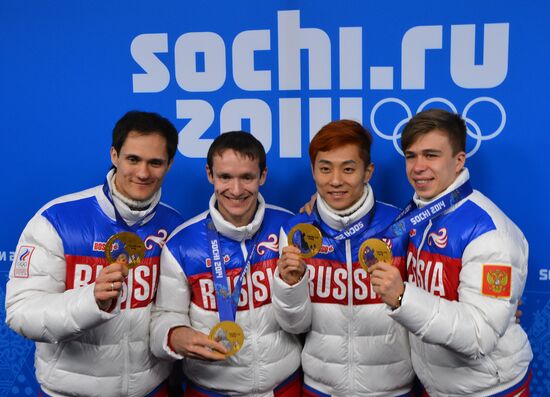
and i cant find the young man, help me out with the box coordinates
[370,109,533,396]
[6,111,183,397]
[272,120,415,396]
[150,131,302,396]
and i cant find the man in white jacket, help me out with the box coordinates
[272,120,415,397]
[370,109,532,396]
[150,131,302,396]
[6,111,183,397]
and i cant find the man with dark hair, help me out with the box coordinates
[272,120,415,396]
[150,131,302,396]
[6,110,183,397]
[370,109,533,396]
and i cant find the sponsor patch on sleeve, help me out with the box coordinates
[481,264,512,298]
[14,245,35,278]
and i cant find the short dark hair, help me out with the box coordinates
[207,131,266,173]
[112,111,178,162]
[401,109,466,155]
[309,119,373,167]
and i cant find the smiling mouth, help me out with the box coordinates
[224,195,250,203]
[328,191,347,198]
[414,178,434,186]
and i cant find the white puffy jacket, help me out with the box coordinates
[6,172,183,397]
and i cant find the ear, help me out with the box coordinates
[259,166,268,186]
[363,163,375,184]
[206,164,214,185]
[110,147,118,167]
[455,151,466,174]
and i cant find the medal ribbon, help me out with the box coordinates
[383,180,473,238]
[206,218,258,322]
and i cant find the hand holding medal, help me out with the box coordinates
[168,326,228,361]
[364,238,405,310]
[94,232,144,311]
[277,224,321,286]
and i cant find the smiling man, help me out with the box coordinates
[150,131,302,396]
[370,109,533,396]
[5,111,184,397]
[272,120,415,396]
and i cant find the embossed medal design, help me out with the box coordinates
[288,223,322,258]
[358,238,393,270]
[104,232,145,268]
[209,321,245,357]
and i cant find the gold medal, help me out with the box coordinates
[358,238,393,270]
[104,232,145,268]
[209,321,244,357]
[288,223,322,258]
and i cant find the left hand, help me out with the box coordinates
[368,262,405,309]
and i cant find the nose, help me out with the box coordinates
[410,156,427,173]
[329,170,343,186]
[228,178,243,196]
[135,162,151,180]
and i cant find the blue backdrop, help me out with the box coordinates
[1,1,549,395]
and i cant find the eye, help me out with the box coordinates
[404,153,415,160]
[149,160,165,168]
[344,167,355,173]
[319,166,331,173]
[127,156,139,164]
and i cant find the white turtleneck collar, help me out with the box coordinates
[106,169,161,227]
[413,168,470,209]
[316,185,374,231]
[209,192,266,242]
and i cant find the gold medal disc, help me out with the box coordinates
[104,232,145,268]
[358,238,393,270]
[209,321,245,357]
[288,223,322,258]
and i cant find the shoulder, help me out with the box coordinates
[155,201,186,230]
[264,203,294,224]
[374,200,402,218]
[451,190,523,242]
[38,185,101,225]
[39,185,99,214]
[461,190,526,248]
[281,211,312,233]
[167,209,209,244]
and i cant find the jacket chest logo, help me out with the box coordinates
[428,228,448,248]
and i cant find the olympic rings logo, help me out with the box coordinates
[369,97,506,157]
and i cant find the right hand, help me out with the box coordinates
[278,245,306,286]
[94,260,128,311]
[169,326,227,361]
